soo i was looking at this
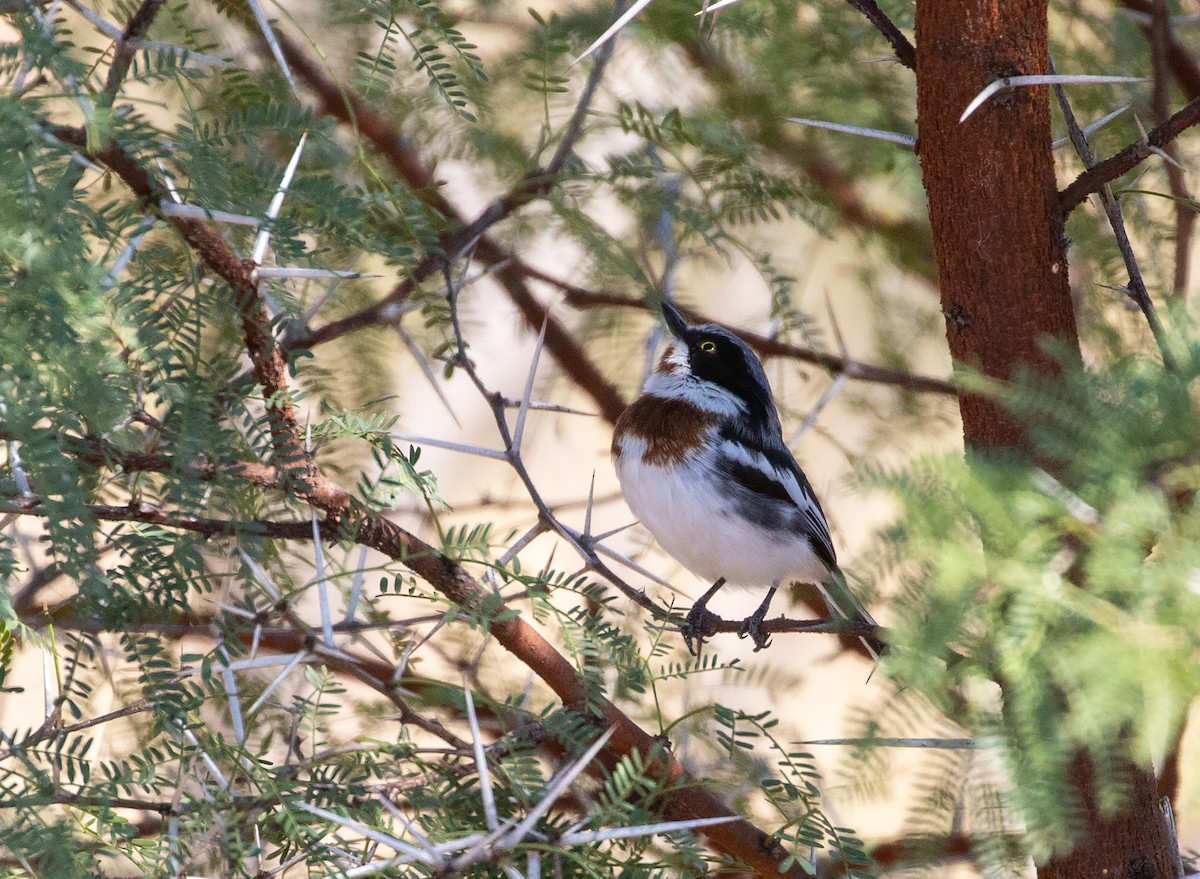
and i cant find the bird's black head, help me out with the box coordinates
[660,301,777,427]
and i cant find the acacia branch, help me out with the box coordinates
[224,9,628,424]
[843,0,915,69]
[549,280,958,396]
[1059,93,1200,213]
[53,123,815,879]
[1049,62,1173,368]
[1,495,314,539]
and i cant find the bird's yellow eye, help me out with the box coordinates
[699,340,717,353]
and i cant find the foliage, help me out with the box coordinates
[857,333,1200,865]
[0,0,1196,876]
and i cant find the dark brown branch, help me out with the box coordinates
[1120,0,1200,100]
[843,0,916,69]
[1059,93,1200,213]
[99,0,168,107]
[1049,62,1173,368]
[547,280,958,396]
[0,700,152,762]
[687,611,883,651]
[2,495,314,539]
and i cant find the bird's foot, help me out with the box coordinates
[737,607,773,652]
[681,604,720,656]
[737,583,779,651]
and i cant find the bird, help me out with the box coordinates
[611,300,885,658]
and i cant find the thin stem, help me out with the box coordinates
[1050,61,1175,369]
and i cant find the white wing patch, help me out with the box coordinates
[718,439,813,510]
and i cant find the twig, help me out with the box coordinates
[98,0,168,108]
[684,611,884,643]
[1,495,315,539]
[0,699,152,762]
[1060,93,1200,212]
[843,0,915,70]
[545,282,958,396]
[1050,61,1175,369]
[439,262,664,618]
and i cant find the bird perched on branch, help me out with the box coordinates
[611,301,884,658]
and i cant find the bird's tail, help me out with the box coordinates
[815,571,886,660]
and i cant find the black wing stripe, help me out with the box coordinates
[723,459,794,505]
[719,449,839,572]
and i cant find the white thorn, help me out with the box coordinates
[513,314,550,452]
[252,132,308,266]
[245,0,299,100]
[571,0,652,66]
[961,74,1143,123]
[786,117,916,148]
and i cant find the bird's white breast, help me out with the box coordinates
[613,435,830,588]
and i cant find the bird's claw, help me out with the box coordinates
[737,609,772,651]
[681,604,719,656]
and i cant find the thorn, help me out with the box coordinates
[252,132,308,266]
[571,0,649,66]
[786,117,916,148]
[245,0,299,100]
[583,471,597,539]
[512,311,550,452]
[960,74,1142,123]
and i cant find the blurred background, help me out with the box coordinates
[3,0,1199,874]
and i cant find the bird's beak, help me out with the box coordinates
[661,300,689,340]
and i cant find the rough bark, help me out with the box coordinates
[914,3,1180,878]
[1038,756,1180,879]
[915,0,1077,449]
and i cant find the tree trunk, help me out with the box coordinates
[913,2,1180,877]
[915,0,1077,447]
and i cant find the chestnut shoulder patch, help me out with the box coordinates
[612,395,719,466]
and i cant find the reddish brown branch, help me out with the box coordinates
[246,20,628,424]
[58,124,814,879]
[52,125,311,482]
[1059,94,1200,213]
